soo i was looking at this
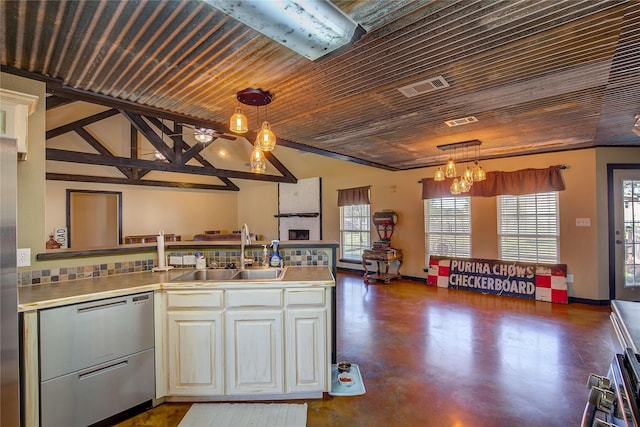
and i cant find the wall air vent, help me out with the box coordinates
[445,116,479,127]
[397,76,450,98]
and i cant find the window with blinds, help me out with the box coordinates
[497,192,559,263]
[340,204,371,261]
[424,197,471,259]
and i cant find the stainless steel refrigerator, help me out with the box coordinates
[0,136,20,426]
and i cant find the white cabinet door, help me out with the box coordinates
[285,309,327,393]
[225,311,284,395]
[167,311,223,395]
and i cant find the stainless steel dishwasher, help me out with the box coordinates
[39,292,155,427]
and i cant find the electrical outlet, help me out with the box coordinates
[182,255,196,265]
[17,248,31,267]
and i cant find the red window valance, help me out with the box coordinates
[421,166,565,199]
[338,185,371,206]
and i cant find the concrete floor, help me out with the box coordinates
[114,271,613,426]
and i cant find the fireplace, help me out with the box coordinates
[289,229,310,240]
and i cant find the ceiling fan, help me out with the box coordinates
[138,122,237,161]
[166,124,237,144]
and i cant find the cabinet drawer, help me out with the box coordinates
[286,288,325,306]
[226,289,283,308]
[39,292,154,381]
[167,290,223,308]
[41,348,154,427]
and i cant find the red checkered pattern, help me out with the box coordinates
[534,265,568,304]
[426,257,450,288]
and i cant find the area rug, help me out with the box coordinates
[177,403,307,427]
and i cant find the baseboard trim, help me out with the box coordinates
[568,297,611,306]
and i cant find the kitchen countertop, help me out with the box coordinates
[611,300,640,354]
[18,266,335,312]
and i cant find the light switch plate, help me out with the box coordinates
[576,218,591,227]
[17,248,30,267]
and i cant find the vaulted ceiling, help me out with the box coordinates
[2,0,639,175]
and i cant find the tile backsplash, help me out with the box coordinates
[19,248,330,286]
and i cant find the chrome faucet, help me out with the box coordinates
[240,223,251,270]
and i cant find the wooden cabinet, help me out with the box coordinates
[285,288,328,394]
[225,289,284,395]
[225,311,284,395]
[166,291,223,396]
[286,309,326,393]
[163,285,331,400]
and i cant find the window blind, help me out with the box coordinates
[425,196,471,258]
[498,192,559,263]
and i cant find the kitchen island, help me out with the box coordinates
[19,266,334,427]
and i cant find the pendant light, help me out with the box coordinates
[250,142,266,173]
[450,178,461,195]
[463,165,474,183]
[257,120,276,151]
[459,175,472,192]
[472,162,486,181]
[461,146,474,192]
[471,144,486,181]
[231,88,277,169]
[435,140,486,195]
[444,152,457,178]
[229,107,248,134]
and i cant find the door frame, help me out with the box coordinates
[607,163,640,300]
[66,189,123,248]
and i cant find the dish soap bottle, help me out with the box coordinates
[195,252,207,270]
[270,240,281,267]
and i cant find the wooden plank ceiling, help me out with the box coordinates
[1,0,639,180]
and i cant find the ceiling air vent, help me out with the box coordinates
[445,116,479,127]
[397,76,450,98]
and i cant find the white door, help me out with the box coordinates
[225,311,284,395]
[167,311,223,395]
[613,169,640,301]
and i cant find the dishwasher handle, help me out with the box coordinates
[77,298,127,313]
[78,359,128,381]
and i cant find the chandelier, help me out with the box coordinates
[229,88,277,173]
[434,140,486,194]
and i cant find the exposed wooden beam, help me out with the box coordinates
[143,116,239,188]
[74,127,133,179]
[130,125,151,180]
[46,173,239,191]
[121,111,176,163]
[46,95,76,110]
[272,138,399,171]
[3,66,299,185]
[46,148,297,183]
[46,109,119,139]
